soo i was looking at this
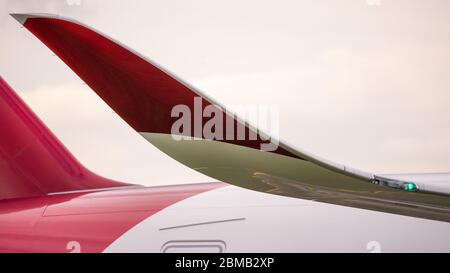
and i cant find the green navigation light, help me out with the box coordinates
[404,182,417,192]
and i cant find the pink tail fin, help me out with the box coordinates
[0,76,129,200]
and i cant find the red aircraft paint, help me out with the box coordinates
[0,183,224,253]
[22,17,302,160]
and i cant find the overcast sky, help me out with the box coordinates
[1,0,449,187]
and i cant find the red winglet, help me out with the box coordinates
[13,14,302,160]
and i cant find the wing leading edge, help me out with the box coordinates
[11,13,450,222]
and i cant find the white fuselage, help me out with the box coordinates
[105,185,450,253]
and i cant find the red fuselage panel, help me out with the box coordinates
[0,182,224,253]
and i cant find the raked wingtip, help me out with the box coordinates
[10,13,60,25]
[10,13,31,25]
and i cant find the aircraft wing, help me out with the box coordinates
[11,13,450,222]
